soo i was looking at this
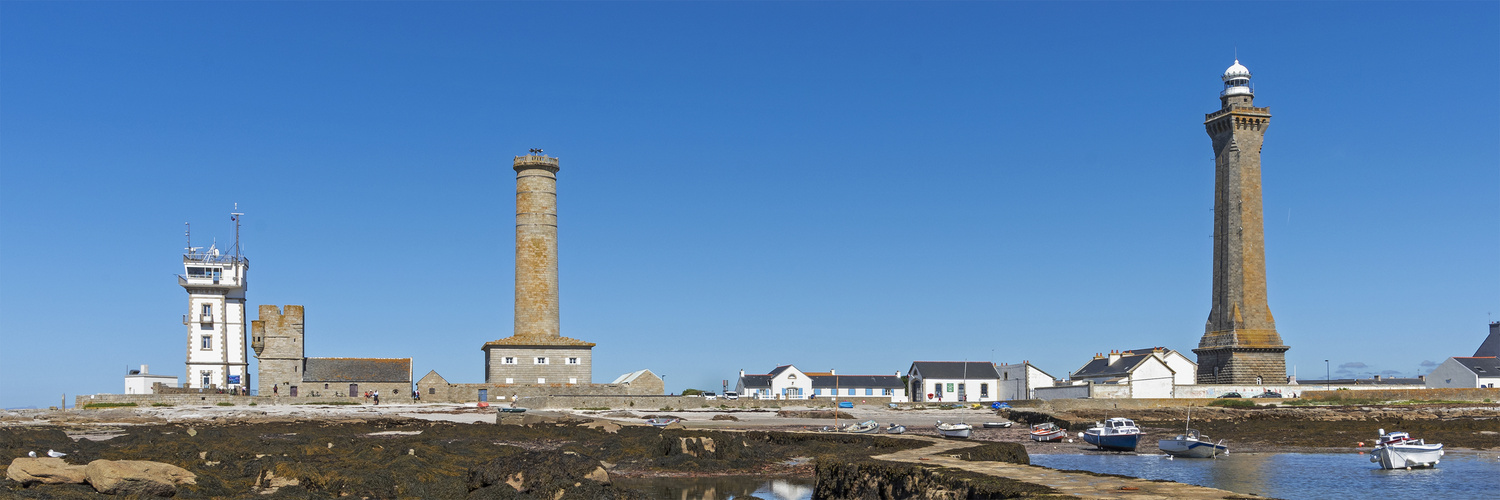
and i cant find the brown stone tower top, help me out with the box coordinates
[1194,60,1289,384]
[485,154,593,349]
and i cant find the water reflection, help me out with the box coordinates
[613,476,814,500]
[1031,451,1500,500]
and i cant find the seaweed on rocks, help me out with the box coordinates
[812,458,1072,499]
[947,443,1030,465]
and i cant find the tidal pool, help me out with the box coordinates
[612,476,814,500]
[1030,450,1500,499]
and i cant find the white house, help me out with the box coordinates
[124,365,177,394]
[736,365,812,400]
[1067,349,1186,399]
[908,361,1001,403]
[1425,357,1500,389]
[737,365,908,401]
[995,361,1056,400]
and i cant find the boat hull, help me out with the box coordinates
[936,425,972,439]
[1158,438,1226,458]
[886,425,906,434]
[1083,431,1139,451]
[1371,444,1444,469]
[1030,430,1067,442]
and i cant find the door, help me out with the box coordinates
[478,389,488,402]
[349,384,358,397]
[289,386,298,397]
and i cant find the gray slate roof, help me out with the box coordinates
[909,362,1000,380]
[739,375,773,389]
[1297,377,1427,386]
[302,358,411,383]
[809,375,903,388]
[1474,323,1500,357]
[1453,357,1500,377]
[1070,354,1153,380]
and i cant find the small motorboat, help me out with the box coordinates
[1082,417,1141,451]
[1029,422,1067,442]
[935,421,973,439]
[885,423,906,434]
[645,417,681,427]
[842,420,879,433]
[1370,429,1444,469]
[498,407,527,413]
[982,421,1013,429]
[1158,429,1227,458]
[838,401,854,409]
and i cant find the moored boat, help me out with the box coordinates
[1082,417,1140,451]
[1029,422,1067,442]
[1158,429,1226,458]
[935,421,972,439]
[645,417,681,427]
[842,420,879,433]
[885,423,906,434]
[1370,429,1443,469]
[982,421,1013,429]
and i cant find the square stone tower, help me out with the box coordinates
[251,305,305,394]
[482,153,594,385]
[1194,60,1290,385]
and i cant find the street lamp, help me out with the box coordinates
[1324,360,1330,392]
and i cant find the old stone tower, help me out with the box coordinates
[1194,60,1290,384]
[251,305,305,395]
[482,153,595,385]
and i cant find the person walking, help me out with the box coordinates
[373,390,380,405]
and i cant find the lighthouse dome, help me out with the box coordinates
[1222,60,1251,82]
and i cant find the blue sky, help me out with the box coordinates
[1,2,1496,408]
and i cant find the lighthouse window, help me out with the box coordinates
[503,357,516,364]
[201,335,212,349]
[535,357,548,364]
[567,357,579,365]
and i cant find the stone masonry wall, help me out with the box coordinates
[251,305,305,395]
[513,157,561,339]
[485,346,592,384]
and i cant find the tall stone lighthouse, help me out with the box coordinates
[482,152,595,385]
[1193,60,1290,385]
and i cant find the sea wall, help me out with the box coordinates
[74,394,363,408]
[1300,387,1500,402]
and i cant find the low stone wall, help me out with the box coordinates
[1300,387,1500,402]
[513,395,898,410]
[418,382,663,404]
[1035,398,1219,411]
[73,394,370,408]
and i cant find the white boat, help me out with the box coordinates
[645,417,680,427]
[1082,417,1141,451]
[1029,422,1067,442]
[1370,429,1444,469]
[1158,429,1227,458]
[842,420,879,433]
[885,423,906,434]
[982,421,1013,429]
[935,421,972,439]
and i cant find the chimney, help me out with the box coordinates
[1418,375,1425,381]
[739,369,744,378]
[141,364,149,375]
[1108,350,1122,364]
[1093,353,1104,360]
[1373,375,1381,381]
[830,369,835,376]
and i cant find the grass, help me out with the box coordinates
[83,402,138,409]
[294,401,360,406]
[573,407,610,411]
[151,403,173,407]
[217,402,234,406]
[1286,397,1482,406]
[1208,399,1255,408]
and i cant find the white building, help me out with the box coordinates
[995,361,1056,400]
[908,361,1002,403]
[179,215,250,392]
[1066,349,1191,399]
[1426,357,1500,389]
[734,365,907,402]
[736,365,812,399]
[1122,347,1197,386]
[123,365,176,394]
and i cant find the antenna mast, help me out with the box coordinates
[231,203,243,262]
[184,222,191,254]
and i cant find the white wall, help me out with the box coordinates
[1160,352,1197,386]
[1425,358,1483,388]
[916,377,1001,402]
[1034,384,1091,400]
[1126,359,1175,398]
[124,375,177,394]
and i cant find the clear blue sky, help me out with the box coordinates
[2,2,1496,408]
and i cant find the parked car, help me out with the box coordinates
[702,392,718,400]
[723,391,739,400]
[1218,392,1242,398]
[1252,391,1283,398]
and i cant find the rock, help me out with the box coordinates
[582,419,623,433]
[84,459,197,497]
[663,421,684,430]
[584,466,609,484]
[5,457,87,485]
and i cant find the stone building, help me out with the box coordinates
[250,305,411,398]
[1194,60,1291,384]
[483,153,596,385]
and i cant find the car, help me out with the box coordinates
[723,391,739,400]
[1252,391,1283,398]
[702,392,718,400]
[1218,392,1242,398]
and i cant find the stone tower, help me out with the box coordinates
[482,153,594,385]
[251,305,305,395]
[1194,60,1290,385]
[179,217,250,392]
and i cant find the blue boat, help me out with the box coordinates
[1082,417,1141,451]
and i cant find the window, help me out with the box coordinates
[569,378,577,384]
[200,371,211,388]
[847,388,855,396]
[567,357,579,365]
[324,384,329,389]
[865,388,873,395]
[505,378,514,384]
[980,383,989,398]
[814,388,822,395]
[535,357,548,364]
[200,322,212,330]
[200,335,212,350]
[201,304,212,316]
[537,378,546,383]
[428,387,435,395]
[503,357,516,364]
[883,388,892,396]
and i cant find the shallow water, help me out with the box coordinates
[612,476,814,500]
[1031,450,1500,499]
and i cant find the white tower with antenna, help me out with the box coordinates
[179,207,250,391]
